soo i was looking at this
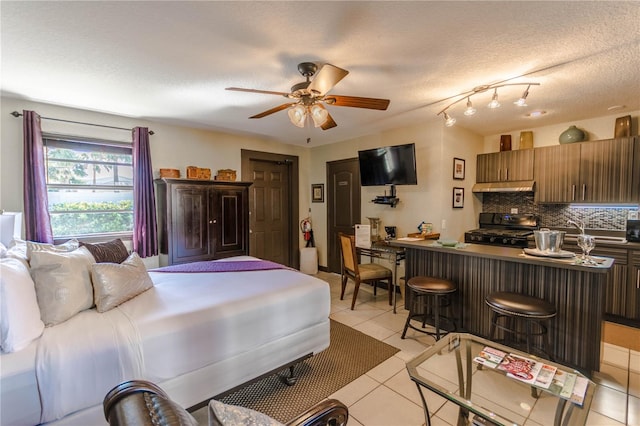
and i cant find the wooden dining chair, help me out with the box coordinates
[338,232,393,310]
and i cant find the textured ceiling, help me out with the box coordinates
[2,1,639,146]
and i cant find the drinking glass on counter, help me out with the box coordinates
[577,234,596,263]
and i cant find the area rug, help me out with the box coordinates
[193,320,399,423]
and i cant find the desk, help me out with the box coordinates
[406,333,595,426]
[357,241,405,313]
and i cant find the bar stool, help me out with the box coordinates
[485,292,557,360]
[401,276,457,341]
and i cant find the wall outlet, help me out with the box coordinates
[511,208,519,214]
[629,210,639,220]
[441,219,447,230]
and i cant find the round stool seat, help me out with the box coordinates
[486,292,556,319]
[407,276,457,294]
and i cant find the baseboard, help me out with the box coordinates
[603,321,640,352]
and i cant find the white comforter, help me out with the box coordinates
[36,308,143,423]
[29,257,329,424]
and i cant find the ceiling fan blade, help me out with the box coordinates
[249,103,296,119]
[307,64,349,96]
[324,95,390,110]
[321,113,337,130]
[226,87,291,97]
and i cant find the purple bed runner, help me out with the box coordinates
[151,259,291,273]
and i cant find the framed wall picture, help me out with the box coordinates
[453,187,464,208]
[453,158,465,180]
[312,183,324,203]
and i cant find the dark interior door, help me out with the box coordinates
[327,158,361,273]
[248,159,290,265]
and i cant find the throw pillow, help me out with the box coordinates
[207,400,284,426]
[0,258,45,353]
[26,238,79,261]
[91,252,154,313]
[80,239,129,263]
[30,246,95,326]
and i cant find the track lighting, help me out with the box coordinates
[514,85,531,106]
[288,103,329,128]
[437,82,540,127]
[487,89,500,109]
[464,97,476,116]
[443,112,456,127]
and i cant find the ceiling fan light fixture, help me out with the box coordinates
[464,97,476,116]
[310,104,329,127]
[487,89,501,109]
[288,105,306,128]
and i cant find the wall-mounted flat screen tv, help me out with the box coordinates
[358,143,418,186]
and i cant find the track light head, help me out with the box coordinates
[487,89,501,109]
[443,112,456,127]
[464,97,477,116]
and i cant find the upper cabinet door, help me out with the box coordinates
[579,137,635,203]
[534,137,636,203]
[534,144,581,203]
[502,149,534,181]
[476,153,501,182]
[477,150,534,182]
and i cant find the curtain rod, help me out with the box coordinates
[10,111,154,135]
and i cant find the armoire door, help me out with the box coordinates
[172,184,210,263]
[211,185,249,258]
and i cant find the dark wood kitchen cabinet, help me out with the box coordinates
[628,250,640,322]
[155,178,250,265]
[564,240,640,326]
[476,149,534,182]
[534,137,636,203]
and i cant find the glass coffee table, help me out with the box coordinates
[406,333,595,426]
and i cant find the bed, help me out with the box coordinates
[0,250,330,426]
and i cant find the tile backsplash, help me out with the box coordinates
[482,193,639,231]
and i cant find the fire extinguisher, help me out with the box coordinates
[300,217,314,247]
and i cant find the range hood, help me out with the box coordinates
[472,180,536,193]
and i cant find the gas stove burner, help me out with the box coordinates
[464,213,539,248]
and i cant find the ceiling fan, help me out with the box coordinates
[226,62,390,130]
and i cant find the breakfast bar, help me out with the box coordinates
[390,240,614,375]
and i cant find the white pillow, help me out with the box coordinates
[91,252,154,313]
[30,246,96,326]
[0,242,6,258]
[208,399,284,426]
[0,258,45,353]
[26,238,79,261]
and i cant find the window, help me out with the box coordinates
[43,134,134,239]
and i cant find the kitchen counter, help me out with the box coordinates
[391,239,614,271]
[390,240,614,374]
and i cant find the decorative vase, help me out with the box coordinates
[519,131,533,149]
[559,125,586,144]
[500,135,512,151]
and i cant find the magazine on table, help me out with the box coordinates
[473,346,507,369]
[497,353,543,384]
[559,373,578,399]
[533,364,557,389]
[570,376,589,406]
[548,369,569,394]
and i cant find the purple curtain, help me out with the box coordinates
[132,127,158,257]
[23,110,53,243]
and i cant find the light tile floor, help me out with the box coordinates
[319,271,640,426]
